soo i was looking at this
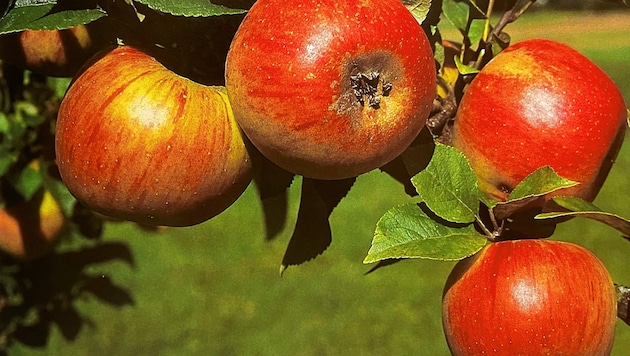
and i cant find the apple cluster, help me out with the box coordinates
[0,0,628,353]
[51,0,438,227]
[442,38,627,354]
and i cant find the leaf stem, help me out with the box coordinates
[475,215,496,241]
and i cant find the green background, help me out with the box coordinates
[12,10,630,356]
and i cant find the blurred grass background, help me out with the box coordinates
[11,10,630,356]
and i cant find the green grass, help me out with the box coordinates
[11,10,630,356]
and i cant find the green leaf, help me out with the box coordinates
[0,152,16,177]
[364,203,487,263]
[442,0,469,32]
[467,18,485,48]
[402,0,432,24]
[40,160,76,217]
[0,5,105,34]
[14,101,44,127]
[134,0,247,17]
[411,142,481,224]
[509,166,578,200]
[536,196,630,237]
[10,163,43,200]
[454,56,479,75]
[48,77,72,100]
[492,166,578,219]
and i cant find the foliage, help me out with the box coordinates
[0,0,629,353]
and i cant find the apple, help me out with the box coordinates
[55,46,253,227]
[452,38,627,203]
[225,0,436,180]
[0,187,64,261]
[442,239,617,356]
[0,20,113,77]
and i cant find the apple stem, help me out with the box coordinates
[616,283,630,326]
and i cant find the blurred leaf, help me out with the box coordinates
[280,177,355,274]
[0,151,17,177]
[364,203,486,263]
[9,163,42,201]
[442,0,469,32]
[50,306,83,340]
[40,161,75,217]
[493,166,578,220]
[47,77,72,100]
[250,146,295,241]
[135,0,247,16]
[14,101,43,127]
[60,242,136,269]
[12,319,50,347]
[0,4,105,34]
[402,0,432,24]
[81,275,135,308]
[411,142,481,224]
[536,196,630,237]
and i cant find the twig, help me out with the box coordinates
[489,0,538,41]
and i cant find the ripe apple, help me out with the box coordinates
[55,46,253,227]
[452,38,627,202]
[0,21,113,77]
[442,239,617,356]
[225,0,436,180]
[0,188,65,261]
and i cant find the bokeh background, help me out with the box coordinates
[10,7,630,356]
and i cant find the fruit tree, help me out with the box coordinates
[0,0,629,354]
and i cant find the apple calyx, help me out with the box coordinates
[350,68,392,109]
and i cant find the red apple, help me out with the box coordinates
[452,38,627,202]
[0,187,64,261]
[55,46,253,227]
[442,239,617,356]
[0,21,113,77]
[225,0,436,180]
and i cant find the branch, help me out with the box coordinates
[617,283,630,326]
[489,0,538,41]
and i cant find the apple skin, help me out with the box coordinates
[225,0,436,180]
[0,21,112,77]
[452,38,627,202]
[55,46,253,227]
[0,189,65,261]
[442,239,617,356]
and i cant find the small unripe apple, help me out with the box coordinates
[442,239,617,356]
[55,46,253,227]
[0,188,64,261]
[226,0,436,180]
[452,38,627,202]
[0,21,112,77]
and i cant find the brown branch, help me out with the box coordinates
[617,283,630,326]
[489,0,538,41]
